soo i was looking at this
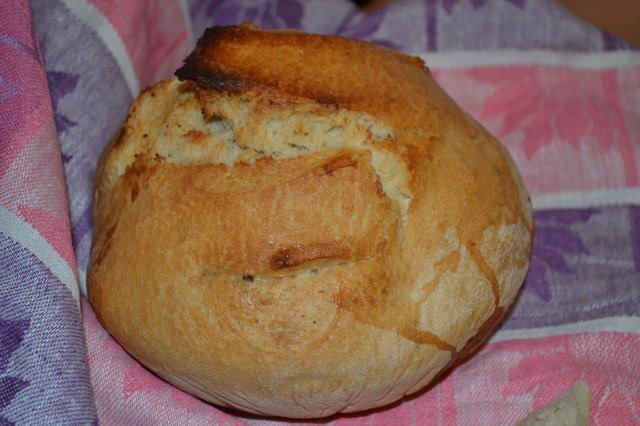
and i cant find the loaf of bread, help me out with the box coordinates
[88,24,534,418]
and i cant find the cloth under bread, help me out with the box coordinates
[1,0,639,424]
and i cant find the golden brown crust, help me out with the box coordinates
[175,23,456,131]
[88,24,533,418]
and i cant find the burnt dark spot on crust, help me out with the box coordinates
[175,25,347,106]
[177,64,249,94]
[176,26,253,94]
[242,274,254,282]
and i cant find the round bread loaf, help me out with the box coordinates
[88,24,534,418]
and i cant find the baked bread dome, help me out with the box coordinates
[88,24,534,418]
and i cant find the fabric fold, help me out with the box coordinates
[0,0,96,423]
[1,0,638,423]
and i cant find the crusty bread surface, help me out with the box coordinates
[88,23,534,418]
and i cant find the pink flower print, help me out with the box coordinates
[414,374,459,426]
[597,389,640,426]
[91,0,189,87]
[170,387,198,412]
[500,333,640,424]
[369,400,415,426]
[471,67,621,160]
[122,363,164,400]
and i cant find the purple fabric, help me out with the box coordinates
[0,0,638,423]
[630,205,640,271]
[189,0,357,39]
[0,1,43,152]
[524,209,596,301]
[506,206,640,329]
[1,1,95,423]
[0,234,96,424]
[189,0,636,52]
[31,0,134,274]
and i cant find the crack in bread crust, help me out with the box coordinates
[97,77,415,231]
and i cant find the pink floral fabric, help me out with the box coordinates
[90,0,191,89]
[84,292,640,425]
[0,1,75,270]
[435,66,640,194]
[2,0,639,424]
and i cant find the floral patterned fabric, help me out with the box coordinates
[1,0,639,424]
